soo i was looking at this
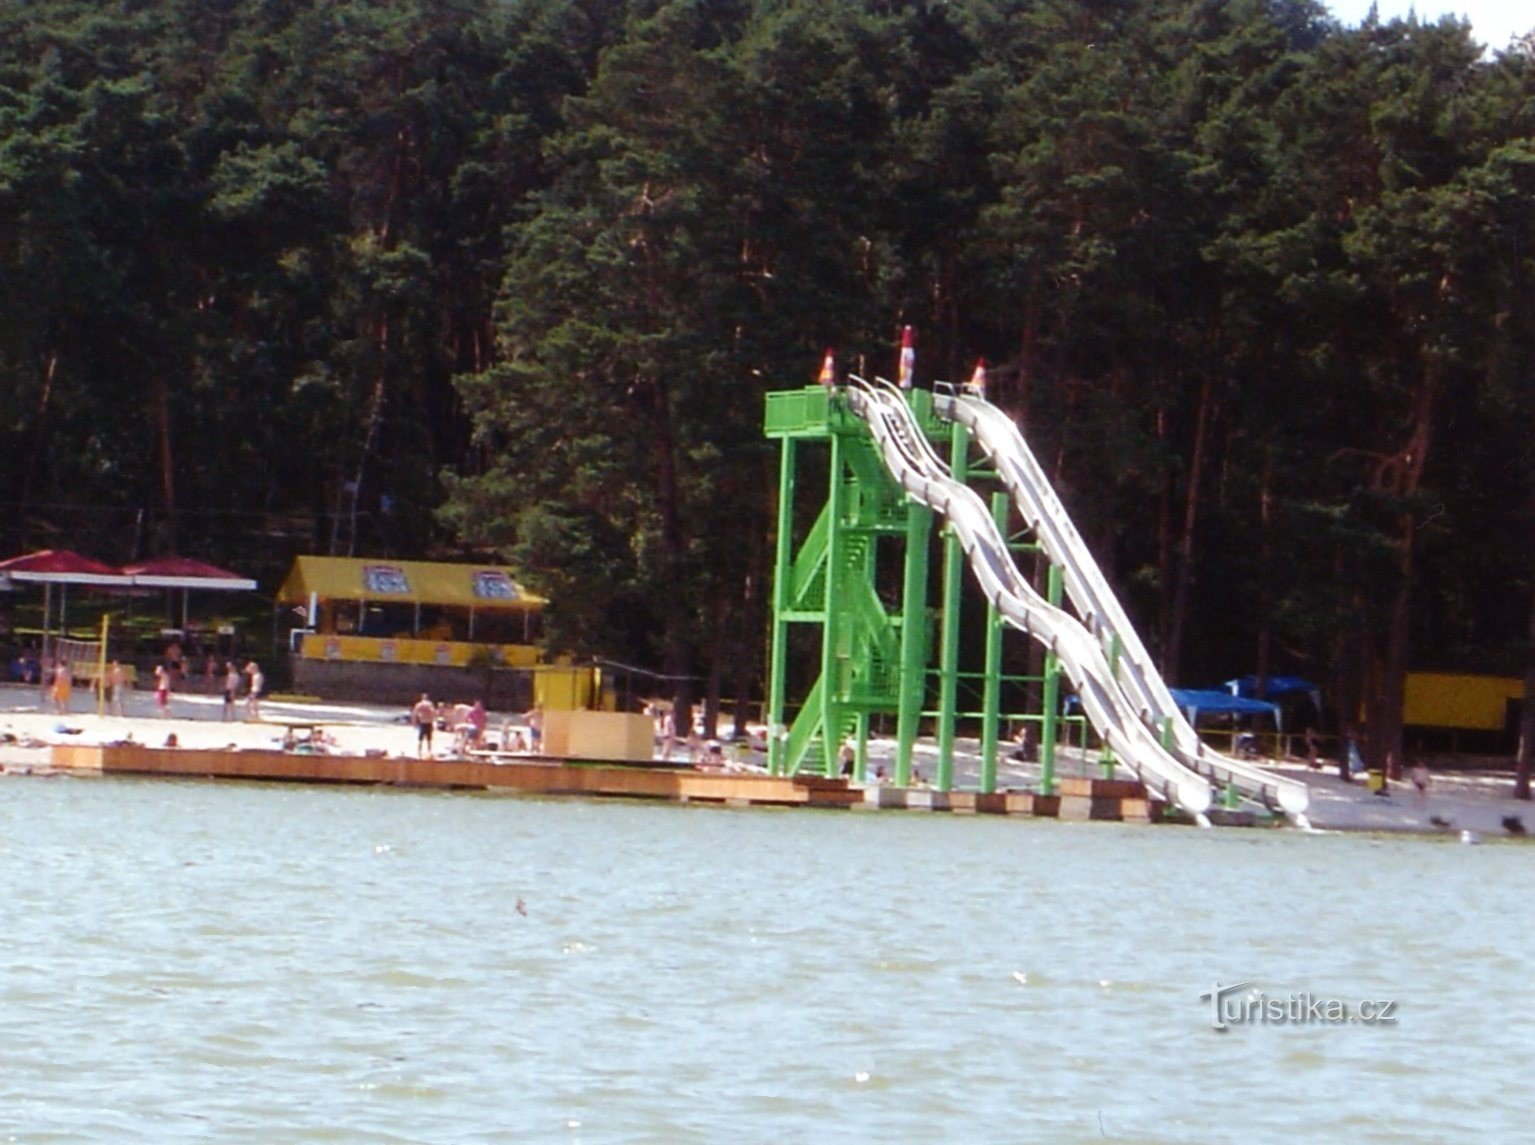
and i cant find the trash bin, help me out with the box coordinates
[1367,769,1386,793]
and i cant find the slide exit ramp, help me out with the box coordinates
[934,389,1310,825]
[847,380,1215,826]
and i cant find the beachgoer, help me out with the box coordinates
[244,661,263,719]
[1009,724,1036,762]
[839,739,855,777]
[108,660,127,717]
[466,700,488,749]
[222,662,240,721]
[658,707,676,761]
[50,660,72,714]
[526,703,544,753]
[413,693,436,758]
[1411,762,1430,799]
[203,651,217,694]
[154,663,171,717]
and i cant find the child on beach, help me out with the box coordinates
[154,663,171,717]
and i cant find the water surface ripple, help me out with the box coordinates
[0,778,1526,1141]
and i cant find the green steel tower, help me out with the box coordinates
[764,382,1066,794]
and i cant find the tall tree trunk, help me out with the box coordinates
[1165,370,1215,684]
[154,367,177,553]
[1517,566,1535,800]
[647,380,694,728]
[1156,405,1173,660]
[1369,366,1435,780]
[730,516,764,738]
[17,349,59,549]
[1254,448,1274,692]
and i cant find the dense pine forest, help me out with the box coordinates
[2,0,1533,772]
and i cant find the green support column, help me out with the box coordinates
[978,492,1007,793]
[854,710,870,783]
[1099,630,1122,778]
[766,437,796,776]
[936,421,969,792]
[1038,564,1063,796]
[819,432,846,778]
[894,498,932,787]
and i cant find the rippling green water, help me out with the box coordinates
[0,776,1526,1142]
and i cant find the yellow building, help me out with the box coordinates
[1404,672,1523,734]
[276,556,600,710]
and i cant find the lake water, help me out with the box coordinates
[0,776,1528,1142]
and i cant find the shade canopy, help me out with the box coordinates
[1225,675,1321,702]
[0,549,133,586]
[1169,688,1282,728]
[121,555,257,591]
[277,556,546,610]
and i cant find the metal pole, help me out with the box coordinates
[766,437,797,775]
[935,419,968,791]
[1101,631,1123,778]
[1039,564,1063,796]
[979,492,1007,793]
[894,497,931,787]
[821,432,847,778]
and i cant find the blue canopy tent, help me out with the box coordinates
[1169,688,1283,729]
[1225,675,1322,710]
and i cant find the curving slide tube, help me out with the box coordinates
[934,390,1311,826]
[846,380,1215,825]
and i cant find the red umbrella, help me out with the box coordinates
[121,555,257,633]
[121,556,257,591]
[0,549,132,661]
[0,548,131,586]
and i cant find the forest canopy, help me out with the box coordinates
[1,0,1533,767]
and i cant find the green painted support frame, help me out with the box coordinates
[764,384,1069,792]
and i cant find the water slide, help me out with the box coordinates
[846,380,1215,826]
[932,388,1311,825]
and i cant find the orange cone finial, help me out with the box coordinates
[897,326,915,389]
[968,358,987,397]
[818,349,836,387]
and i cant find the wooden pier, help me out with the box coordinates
[47,743,1196,820]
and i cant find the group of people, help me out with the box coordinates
[410,694,543,760]
[155,657,263,720]
[39,655,263,719]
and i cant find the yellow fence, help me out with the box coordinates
[294,633,603,712]
[296,634,539,669]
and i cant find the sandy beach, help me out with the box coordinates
[3,681,1530,837]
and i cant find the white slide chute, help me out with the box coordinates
[933,389,1310,825]
[846,380,1215,825]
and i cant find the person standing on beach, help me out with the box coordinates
[1411,761,1430,800]
[412,693,436,758]
[525,703,544,754]
[154,663,171,717]
[108,661,127,717]
[222,661,240,721]
[466,699,488,749]
[244,661,264,719]
[50,660,72,714]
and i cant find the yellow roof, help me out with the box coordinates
[277,556,547,610]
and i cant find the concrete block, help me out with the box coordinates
[903,789,951,812]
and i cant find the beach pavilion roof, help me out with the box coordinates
[277,556,546,611]
[121,555,257,591]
